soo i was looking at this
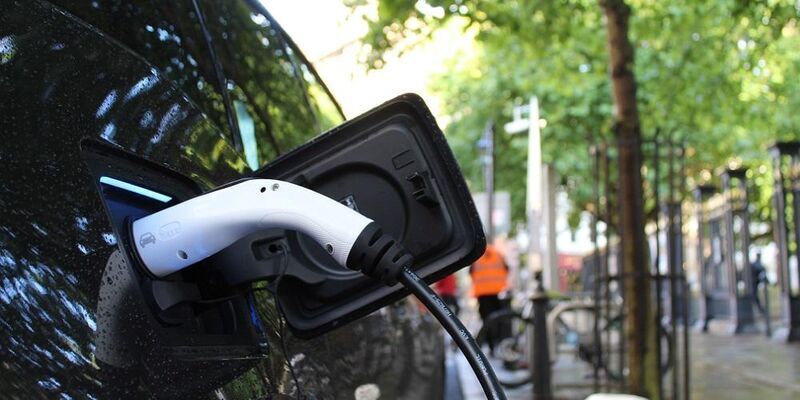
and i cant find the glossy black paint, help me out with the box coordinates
[0,1,444,398]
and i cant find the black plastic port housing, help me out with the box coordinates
[247,94,486,338]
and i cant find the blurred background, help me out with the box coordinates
[263,0,800,398]
[263,1,800,399]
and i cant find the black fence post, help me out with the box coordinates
[721,168,757,334]
[693,184,717,332]
[590,145,602,393]
[769,142,800,342]
[532,275,553,400]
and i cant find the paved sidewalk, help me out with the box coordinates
[453,348,595,400]
[690,332,800,400]
[453,331,800,400]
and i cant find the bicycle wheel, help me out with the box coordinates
[475,309,534,388]
[602,314,673,379]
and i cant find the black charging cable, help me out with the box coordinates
[399,267,506,400]
[346,223,506,400]
[270,245,303,400]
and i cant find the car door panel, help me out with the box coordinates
[1,2,256,397]
[1,1,444,399]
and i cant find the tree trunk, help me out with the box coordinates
[600,0,659,398]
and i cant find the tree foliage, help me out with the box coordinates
[352,0,800,231]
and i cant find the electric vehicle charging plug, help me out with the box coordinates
[133,179,369,277]
[131,179,410,285]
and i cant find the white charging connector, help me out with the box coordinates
[132,179,372,277]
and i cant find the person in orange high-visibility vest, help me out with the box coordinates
[470,244,509,356]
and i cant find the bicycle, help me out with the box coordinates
[475,298,673,388]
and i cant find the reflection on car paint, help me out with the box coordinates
[99,176,173,203]
[0,35,16,64]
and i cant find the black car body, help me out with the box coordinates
[0,0,444,398]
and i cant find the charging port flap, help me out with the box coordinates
[251,94,485,338]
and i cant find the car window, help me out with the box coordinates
[291,47,347,133]
[49,0,344,168]
[204,2,344,152]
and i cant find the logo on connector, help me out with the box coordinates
[139,232,156,248]
[159,221,182,240]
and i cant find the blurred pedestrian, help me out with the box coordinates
[434,274,460,316]
[751,252,768,314]
[470,244,509,356]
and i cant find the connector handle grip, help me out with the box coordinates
[132,179,372,277]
